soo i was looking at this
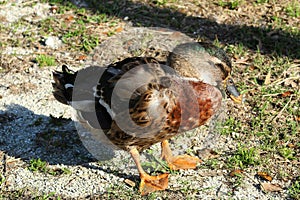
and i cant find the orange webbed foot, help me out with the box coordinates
[161,140,201,170]
[139,173,169,195]
[165,154,201,170]
[130,148,170,195]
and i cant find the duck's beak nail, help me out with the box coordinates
[230,94,244,103]
[227,85,243,103]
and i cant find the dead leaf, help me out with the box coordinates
[287,143,296,148]
[124,179,135,187]
[115,27,124,32]
[264,70,271,85]
[257,172,273,181]
[296,116,300,122]
[261,183,282,192]
[229,169,244,177]
[65,15,74,22]
[249,65,256,70]
[280,91,293,97]
[77,55,87,61]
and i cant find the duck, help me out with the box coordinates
[52,42,242,195]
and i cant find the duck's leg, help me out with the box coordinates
[130,148,169,195]
[161,140,201,170]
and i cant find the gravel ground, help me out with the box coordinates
[0,0,298,199]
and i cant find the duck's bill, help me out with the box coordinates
[226,84,243,103]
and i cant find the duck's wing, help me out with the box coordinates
[94,57,170,117]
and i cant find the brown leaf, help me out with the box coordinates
[115,27,124,33]
[77,55,87,61]
[65,15,74,22]
[249,65,256,70]
[287,143,296,148]
[229,169,244,177]
[261,183,282,192]
[257,172,273,181]
[280,91,293,97]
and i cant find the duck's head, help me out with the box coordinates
[168,42,243,103]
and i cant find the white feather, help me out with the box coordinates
[99,99,115,119]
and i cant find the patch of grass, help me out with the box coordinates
[285,1,300,18]
[278,147,296,160]
[217,0,243,9]
[36,54,56,67]
[36,192,60,200]
[219,116,243,136]
[226,43,248,58]
[61,167,72,175]
[0,189,29,199]
[227,145,260,169]
[289,178,300,199]
[0,174,5,185]
[229,172,245,189]
[37,17,56,36]
[41,0,77,14]
[32,2,117,53]
[0,1,8,5]
[203,159,220,169]
[151,0,168,6]
[61,20,100,52]
[28,158,71,176]
[28,158,48,173]
[142,149,174,175]
[255,0,268,3]
[271,16,283,28]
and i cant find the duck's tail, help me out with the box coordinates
[52,65,77,105]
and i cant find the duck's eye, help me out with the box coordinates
[227,78,234,84]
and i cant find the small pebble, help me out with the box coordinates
[45,36,63,49]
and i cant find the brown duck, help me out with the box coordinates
[52,42,242,195]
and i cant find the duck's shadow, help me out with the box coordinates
[0,103,159,180]
[0,104,96,165]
